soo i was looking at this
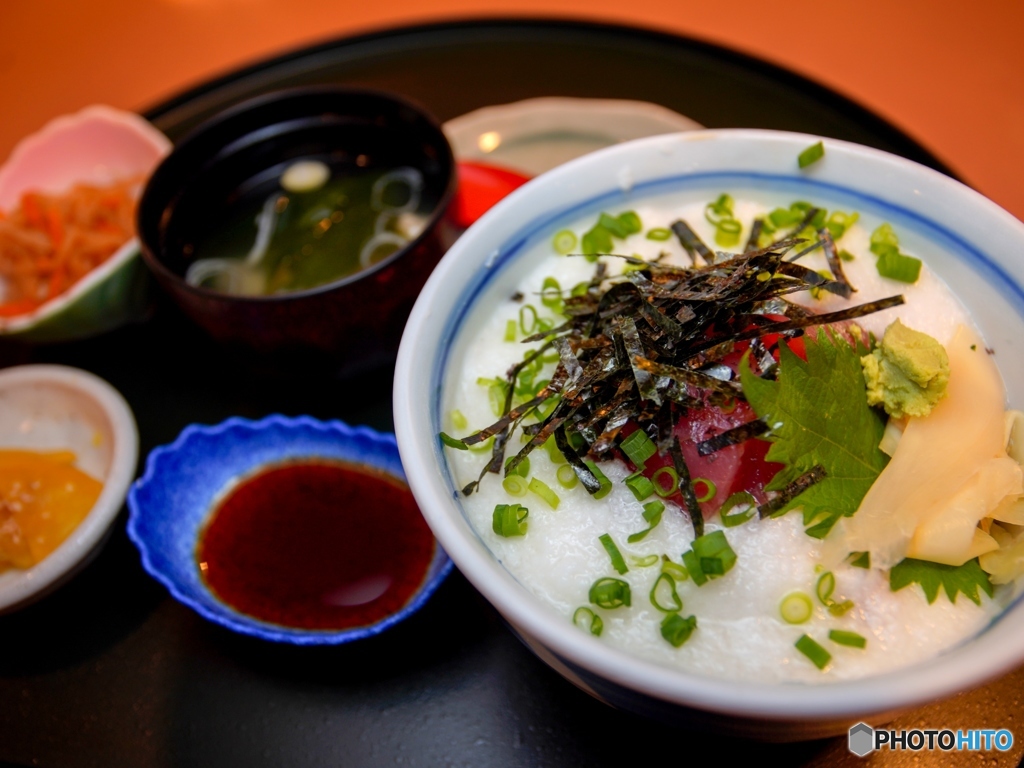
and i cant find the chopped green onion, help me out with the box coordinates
[849,551,870,569]
[589,577,631,609]
[504,319,517,342]
[584,460,613,499]
[630,554,660,568]
[492,503,528,537]
[815,571,854,615]
[661,555,689,582]
[719,491,755,528]
[693,478,716,503]
[598,212,628,238]
[876,249,922,283]
[816,572,836,605]
[528,477,560,510]
[599,533,628,574]
[581,224,613,257]
[690,530,737,577]
[870,223,921,284]
[627,500,665,543]
[681,549,706,586]
[540,276,562,311]
[768,207,802,229]
[704,193,734,223]
[715,229,740,248]
[645,227,672,241]
[553,229,577,254]
[839,249,856,262]
[449,410,468,431]
[556,464,578,489]
[828,629,867,649]
[870,222,900,252]
[440,432,468,450]
[620,258,647,275]
[660,613,698,648]
[570,281,590,297]
[650,572,683,613]
[795,634,832,670]
[518,304,539,334]
[798,141,825,169]
[620,430,657,469]
[477,377,508,417]
[544,436,567,464]
[469,436,494,454]
[756,271,771,282]
[502,475,528,497]
[828,600,855,617]
[573,606,604,636]
[825,210,859,240]
[625,472,656,501]
[652,466,680,497]
[505,455,530,478]
[617,211,642,235]
[779,592,813,624]
[705,193,742,247]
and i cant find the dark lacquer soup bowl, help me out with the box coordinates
[138,87,457,374]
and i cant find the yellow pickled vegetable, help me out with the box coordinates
[0,449,102,572]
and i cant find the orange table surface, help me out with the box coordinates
[1,1,1022,222]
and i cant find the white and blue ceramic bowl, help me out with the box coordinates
[127,415,451,644]
[393,129,1024,739]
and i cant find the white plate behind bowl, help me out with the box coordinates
[0,365,138,612]
[394,129,1024,735]
[444,97,702,175]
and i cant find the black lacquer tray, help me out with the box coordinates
[2,19,1021,768]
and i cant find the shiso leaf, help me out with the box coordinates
[740,329,889,538]
[889,557,994,605]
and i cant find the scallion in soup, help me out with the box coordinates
[185,160,427,296]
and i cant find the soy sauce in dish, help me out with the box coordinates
[198,460,435,630]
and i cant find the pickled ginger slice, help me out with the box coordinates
[829,325,1016,568]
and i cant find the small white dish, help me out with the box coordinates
[394,128,1024,738]
[444,97,701,176]
[0,365,138,613]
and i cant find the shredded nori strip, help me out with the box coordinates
[744,219,764,253]
[775,261,852,299]
[555,424,603,494]
[757,465,828,518]
[632,356,743,400]
[819,228,854,293]
[670,437,704,538]
[786,239,825,262]
[671,220,714,265]
[697,419,770,456]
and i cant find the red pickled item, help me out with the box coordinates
[450,160,531,228]
[198,461,435,630]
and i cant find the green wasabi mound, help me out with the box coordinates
[861,319,950,419]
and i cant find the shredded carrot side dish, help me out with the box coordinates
[0,176,141,317]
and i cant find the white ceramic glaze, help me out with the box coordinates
[393,129,1024,739]
[0,105,171,338]
[0,365,138,612]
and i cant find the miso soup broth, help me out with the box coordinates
[184,159,428,296]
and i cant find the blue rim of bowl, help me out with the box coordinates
[127,414,453,644]
[429,168,1024,639]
